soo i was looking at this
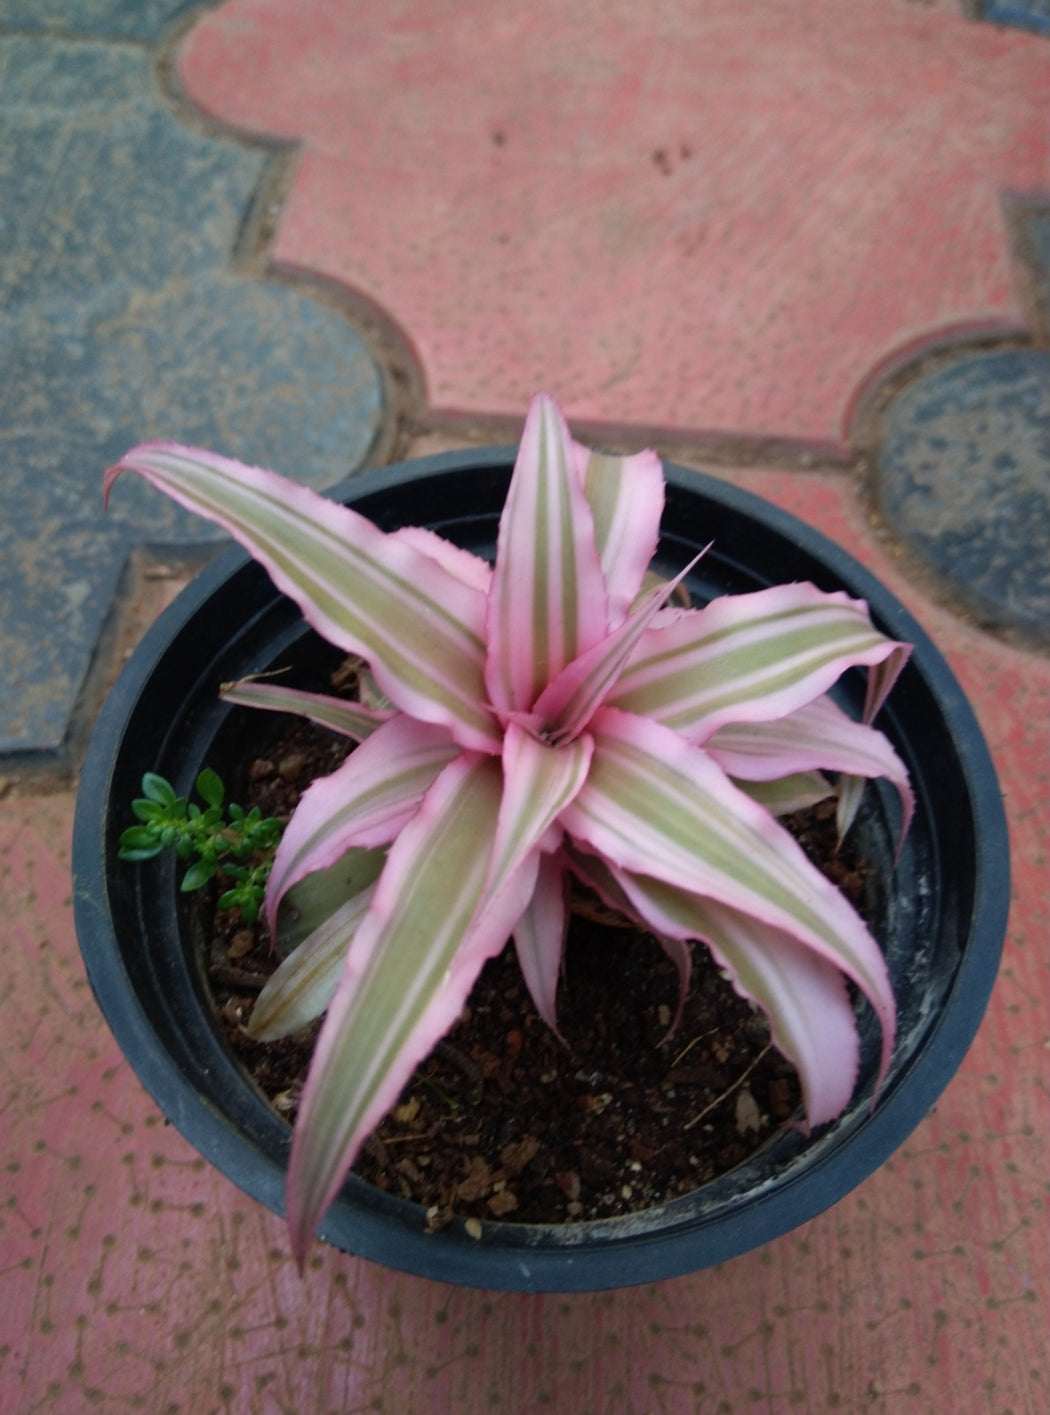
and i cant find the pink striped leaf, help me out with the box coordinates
[837,641,914,837]
[706,692,914,844]
[577,445,665,623]
[286,754,537,1263]
[220,678,392,740]
[105,444,500,751]
[611,583,911,743]
[484,394,609,717]
[265,715,460,933]
[561,707,895,1091]
[512,850,570,1036]
[531,554,703,746]
[488,723,592,898]
[388,525,493,592]
[249,879,380,1040]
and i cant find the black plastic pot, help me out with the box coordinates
[72,448,1009,1292]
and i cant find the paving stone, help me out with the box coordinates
[179,0,1049,449]
[981,0,1050,37]
[0,0,199,40]
[0,34,385,758]
[874,350,1050,642]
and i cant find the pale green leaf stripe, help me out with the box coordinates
[249,884,378,1040]
[108,446,497,748]
[221,679,390,740]
[612,589,898,736]
[287,756,518,1256]
[486,395,606,712]
[266,717,460,922]
[581,447,664,621]
[735,772,833,815]
[487,725,592,897]
[563,711,894,1050]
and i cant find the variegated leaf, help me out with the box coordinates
[613,872,862,1125]
[106,444,500,750]
[561,707,895,1081]
[512,850,570,1036]
[249,882,379,1040]
[265,715,459,932]
[221,678,392,741]
[577,444,665,623]
[286,754,537,1263]
[484,394,609,716]
[611,582,912,743]
[707,693,913,845]
[734,772,833,816]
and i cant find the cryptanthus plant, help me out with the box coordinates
[106,393,913,1264]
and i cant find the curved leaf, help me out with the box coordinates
[105,444,500,750]
[221,678,392,741]
[286,754,536,1264]
[611,582,912,742]
[613,871,862,1126]
[265,715,459,932]
[577,444,665,622]
[561,707,895,1084]
[484,394,609,716]
[249,882,379,1040]
[512,850,569,1036]
[707,693,913,845]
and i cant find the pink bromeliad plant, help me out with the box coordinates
[107,393,913,1263]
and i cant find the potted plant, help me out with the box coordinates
[73,395,1009,1292]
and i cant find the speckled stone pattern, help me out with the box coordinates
[875,352,1050,644]
[982,0,1050,37]
[0,0,200,39]
[0,20,384,757]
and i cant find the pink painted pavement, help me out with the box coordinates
[4,478,1047,1413]
[178,0,1050,452]
[3,1,1049,1412]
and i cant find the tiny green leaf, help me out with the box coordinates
[141,772,179,806]
[180,859,218,892]
[196,768,225,808]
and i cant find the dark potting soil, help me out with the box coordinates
[204,715,869,1231]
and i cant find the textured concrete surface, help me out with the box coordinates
[0,16,385,758]
[1,2,1048,1413]
[179,0,1049,451]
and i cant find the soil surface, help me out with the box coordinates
[204,713,868,1230]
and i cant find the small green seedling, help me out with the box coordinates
[118,769,283,924]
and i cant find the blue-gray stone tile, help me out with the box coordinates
[0,34,386,757]
[0,0,201,41]
[980,0,1050,38]
[874,351,1050,644]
